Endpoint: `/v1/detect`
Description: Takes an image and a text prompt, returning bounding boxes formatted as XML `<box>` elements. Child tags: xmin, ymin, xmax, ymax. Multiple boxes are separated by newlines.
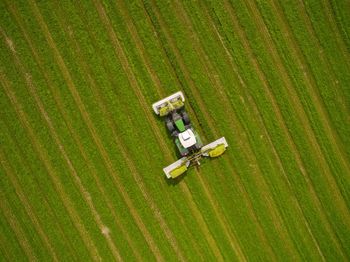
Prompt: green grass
<box><xmin>1</xmin><ymin>0</ymin><xmax>349</xmax><ymax>261</ymax></box>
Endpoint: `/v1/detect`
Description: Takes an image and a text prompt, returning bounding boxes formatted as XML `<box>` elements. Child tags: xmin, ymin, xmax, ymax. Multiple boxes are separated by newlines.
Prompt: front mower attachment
<box><xmin>152</xmin><ymin>91</ymin><xmax>185</xmax><ymax>116</ymax></box>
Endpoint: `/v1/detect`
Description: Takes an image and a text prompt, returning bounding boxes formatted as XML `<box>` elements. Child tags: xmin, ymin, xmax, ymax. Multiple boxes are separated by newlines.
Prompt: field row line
<box><xmin>293</xmin><ymin>0</ymin><xmax>350</xmax><ymax>121</ymax></box>
<box><xmin>9</xmin><ymin>0</ymin><xmax>163</xmax><ymax>259</ymax></box>
<box><xmin>169</xmin><ymin>0</ymin><xmax>294</xmax><ymax>259</ymax></box>
<box><xmin>0</xmin><ymin>115</ymin><xmax>86</xmax><ymax>259</ymax></box>
<box><xmin>0</xmin><ymin>66</ymin><xmax>102</xmax><ymax>261</ymax></box>
<box><xmin>270</xmin><ymin>0</ymin><xmax>350</xmax><ymax>183</ymax></box>
<box><xmin>196</xmin><ymin>1</ymin><xmax>326</xmax><ymax>259</ymax></box>
<box><xmin>104</xmin><ymin>2</ymin><xmax>206</xmax><ymax>257</ymax></box>
<box><xmin>223</xmin><ymin>0</ymin><xmax>347</xmax><ymax>255</ymax></box>
<box><xmin>90</xmin><ymin>0</ymin><xmax>229</xmax><ymax>259</ymax></box>
<box><xmin>149</xmin><ymin>0</ymin><xmax>316</xmax><ymax>258</ymax></box>
<box><xmin>0</xmin><ymin>150</ymin><xmax>59</xmax><ymax>261</ymax></box>
<box><xmin>114</xmin><ymin>0</ymin><xmax>248</xmax><ymax>259</ymax></box>
<box><xmin>243</xmin><ymin>0</ymin><xmax>350</xmax><ymax>237</ymax></box>
<box><xmin>0</xmin><ymin>194</ymin><xmax>37</xmax><ymax>261</ymax></box>
<box><xmin>142</xmin><ymin>0</ymin><xmax>254</xmax><ymax>259</ymax></box>
<box><xmin>321</xmin><ymin>0</ymin><xmax>350</xmax><ymax>70</ymax></box>
<box><xmin>2</xmin><ymin>18</ymin><xmax>125</xmax><ymax>260</ymax></box>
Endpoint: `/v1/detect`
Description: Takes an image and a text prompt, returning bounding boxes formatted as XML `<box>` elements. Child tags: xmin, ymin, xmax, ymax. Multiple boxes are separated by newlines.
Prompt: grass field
<box><xmin>1</xmin><ymin>0</ymin><xmax>349</xmax><ymax>261</ymax></box>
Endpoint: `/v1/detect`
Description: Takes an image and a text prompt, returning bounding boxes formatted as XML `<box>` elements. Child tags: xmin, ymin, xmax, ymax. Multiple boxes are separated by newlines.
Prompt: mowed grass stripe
<box><xmin>0</xmin><ymin>118</ymin><xmax>81</xmax><ymax>260</ymax></box>
<box><xmin>0</xmin><ymin>149</ymin><xmax>59</xmax><ymax>261</ymax></box>
<box><xmin>0</xmin><ymin>72</ymin><xmax>101</xmax><ymax>261</ymax></box>
<box><xmin>227</xmin><ymin>0</ymin><xmax>348</xmax><ymax>256</ymax></box>
<box><xmin>269</xmin><ymin>0</ymin><xmax>350</xmax><ymax>172</ymax></box>
<box><xmin>281</xmin><ymin>0</ymin><xmax>350</xmax><ymax>150</ymax></box>
<box><xmin>242</xmin><ymin>0</ymin><xmax>350</xmax><ymax>219</ymax></box>
<box><xmin>321</xmin><ymin>0</ymin><xmax>350</xmax><ymax>70</ymax></box>
<box><xmin>260</xmin><ymin>0</ymin><xmax>350</xmax><ymax>199</ymax></box>
<box><xmin>89</xmin><ymin>0</ymin><xmax>224</xmax><ymax>259</ymax></box>
<box><xmin>185</xmin><ymin>1</ymin><xmax>326</xmax><ymax>259</ymax></box>
<box><xmin>24</xmin><ymin>0</ymin><xmax>166</xmax><ymax>259</ymax></box>
<box><xmin>0</xmin><ymin>196</ymin><xmax>37</xmax><ymax>261</ymax></box>
<box><xmin>4</xmin><ymin>3</ymin><xmax>148</xmax><ymax>259</ymax></box>
<box><xmin>242</xmin><ymin>0</ymin><xmax>350</xmax><ymax>244</ymax></box>
<box><xmin>2</xmin><ymin>19</ymin><xmax>123</xmax><ymax>260</ymax></box>
<box><xmin>256</xmin><ymin>0</ymin><xmax>350</xmax><ymax>253</ymax></box>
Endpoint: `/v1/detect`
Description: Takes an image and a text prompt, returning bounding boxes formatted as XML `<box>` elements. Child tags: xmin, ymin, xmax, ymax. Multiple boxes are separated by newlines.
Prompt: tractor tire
<box><xmin>182</xmin><ymin>111</ymin><xmax>190</xmax><ymax>125</ymax></box>
<box><xmin>166</xmin><ymin>120</ymin><xmax>175</xmax><ymax>133</ymax></box>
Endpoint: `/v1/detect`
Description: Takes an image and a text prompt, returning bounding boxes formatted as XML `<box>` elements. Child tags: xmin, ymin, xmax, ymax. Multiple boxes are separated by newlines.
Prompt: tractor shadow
<box><xmin>164</xmin><ymin>171</ymin><xmax>188</xmax><ymax>186</ymax></box>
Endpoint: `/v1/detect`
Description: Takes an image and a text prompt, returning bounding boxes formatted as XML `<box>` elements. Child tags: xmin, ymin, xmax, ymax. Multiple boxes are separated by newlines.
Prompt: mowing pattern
<box><xmin>1</xmin><ymin>0</ymin><xmax>349</xmax><ymax>261</ymax></box>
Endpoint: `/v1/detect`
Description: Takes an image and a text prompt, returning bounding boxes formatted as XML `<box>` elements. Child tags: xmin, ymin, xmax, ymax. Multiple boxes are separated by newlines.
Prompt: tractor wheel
<box><xmin>166</xmin><ymin>120</ymin><xmax>175</xmax><ymax>133</ymax></box>
<box><xmin>182</xmin><ymin>111</ymin><xmax>190</xmax><ymax>125</ymax></box>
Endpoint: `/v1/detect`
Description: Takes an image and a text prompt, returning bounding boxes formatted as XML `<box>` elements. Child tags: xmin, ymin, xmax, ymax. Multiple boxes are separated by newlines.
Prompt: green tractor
<box><xmin>152</xmin><ymin>91</ymin><xmax>228</xmax><ymax>179</ymax></box>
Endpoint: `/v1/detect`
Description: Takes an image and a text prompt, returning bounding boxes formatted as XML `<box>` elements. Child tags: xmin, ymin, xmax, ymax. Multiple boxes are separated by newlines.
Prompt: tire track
<box><xmin>25</xmin><ymin>0</ymin><xmax>163</xmax><ymax>260</ymax></box>
<box><xmin>0</xmin><ymin>196</ymin><xmax>37</xmax><ymax>261</ymax></box>
<box><xmin>91</xmin><ymin>0</ymin><xmax>223</xmax><ymax>259</ymax></box>
<box><xmin>0</xmin><ymin>72</ymin><xmax>101</xmax><ymax>261</ymax></box>
<box><xmin>195</xmin><ymin>1</ymin><xmax>326</xmax><ymax>259</ymax></box>
<box><xmin>0</xmin><ymin>150</ymin><xmax>59</xmax><ymax>262</ymax></box>
<box><xmin>5</xmin><ymin>3</ymin><xmax>143</xmax><ymax>260</ymax></box>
